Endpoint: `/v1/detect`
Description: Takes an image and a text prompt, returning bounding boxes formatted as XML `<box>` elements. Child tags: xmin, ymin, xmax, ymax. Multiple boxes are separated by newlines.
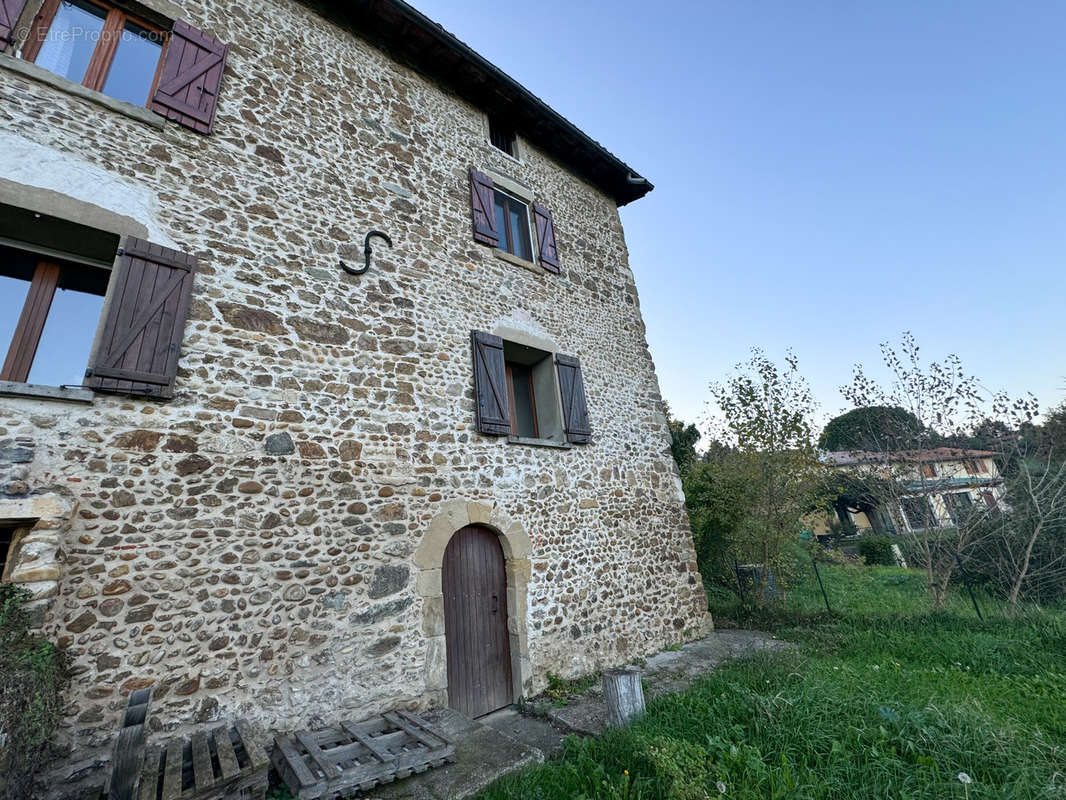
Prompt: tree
<box><xmin>708</xmin><ymin>349</ymin><xmax>827</xmax><ymax>602</ymax></box>
<box><xmin>683</xmin><ymin>443</ymin><xmax>753</xmax><ymax>586</ymax></box>
<box><xmin>839</xmin><ymin>333</ymin><xmax>1040</xmax><ymax>609</ymax></box>
<box><xmin>1037</xmin><ymin>401</ymin><xmax>1066</xmax><ymax>460</ymax></box>
<box><xmin>665</xmin><ymin>404</ymin><xmax>701</xmax><ymax>476</ymax></box>
<box><xmin>819</xmin><ymin>406</ymin><xmax>925</xmax><ymax>452</ymax></box>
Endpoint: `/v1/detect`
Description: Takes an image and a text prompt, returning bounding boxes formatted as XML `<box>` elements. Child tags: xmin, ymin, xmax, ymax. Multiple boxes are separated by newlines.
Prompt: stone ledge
<box><xmin>0</xmin><ymin>54</ymin><xmax>166</xmax><ymax>129</ymax></box>
<box><xmin>0</xmin><ymin>380</ymin><xmax>94</xmax><ymax>404</ymax></box>
<box><xmin>506</xmin><ymin>436</ymin><xmax>570</xmax><ymax>449</ymax></box>
<box><xmin>493</xmin><ymin>248</ymin><xmax>541</xmax><ymax>274</ymax></box>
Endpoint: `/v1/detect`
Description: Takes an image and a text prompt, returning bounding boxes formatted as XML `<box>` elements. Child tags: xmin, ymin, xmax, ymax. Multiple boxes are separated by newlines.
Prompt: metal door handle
<box><xmin>491</xmin><ymin>594</ymin><xmax>499</xmax><ymax>614</ymax></box>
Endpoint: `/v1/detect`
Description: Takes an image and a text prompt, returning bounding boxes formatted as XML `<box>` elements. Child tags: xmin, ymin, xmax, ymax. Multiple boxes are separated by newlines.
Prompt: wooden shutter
<box><xmin>555</xmin><ymin>353</ymin><xmax>591</xmax><ymax>443</ymax></box>
<box><xmin>469</xmin><ymin>169</ymin><xmax>498</xmax><ymax>247</ymax></box>
<box><xmin>0</xmin><ymin>0</ymin><xmax>27</xmax><ymax>47</ymax></box>
<box><xmin>87</xmin><ymin>238</ymin><xmax>197</xmax><ymax>399</ymax></box>
<box><xmin>151</xmin><ymin>20</ymin><xmax>228</xmax><ymax>134</ymax></box>
<box><xmin>471</xmin><ymin>330</ymin><xmax>510</xmax><ymax>436</ymax></box>
<box><xmin>532</xmin><ymin>204</ymin><xmax>561</xmax><ymax>273</ymax></box>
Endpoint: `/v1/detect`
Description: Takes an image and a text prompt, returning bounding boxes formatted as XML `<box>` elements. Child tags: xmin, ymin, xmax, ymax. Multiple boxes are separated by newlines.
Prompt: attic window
<box><xmin>1</xmin><ymin>525</ymin><xmax>27</xmax><ymax>582</ymax></box>
<box><xmin>489</xmin><ymin>118</ymin><xmax>517</xmax><ymax>157</ymax></box>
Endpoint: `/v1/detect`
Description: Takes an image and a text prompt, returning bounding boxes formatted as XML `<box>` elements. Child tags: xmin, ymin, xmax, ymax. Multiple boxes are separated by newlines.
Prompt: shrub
<box><xmin>857</xmin><ymin>536</ymin><xmax>895</xmax><ymax>566</ymax></box>
<box><xmin>0</xmin><ymin>585</ymin><xmax>70</xmax><ymax>800</ymax></box>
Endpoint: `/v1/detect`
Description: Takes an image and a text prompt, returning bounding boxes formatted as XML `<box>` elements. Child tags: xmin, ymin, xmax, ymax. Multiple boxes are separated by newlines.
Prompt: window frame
<box><xmin>22</xmin><ymin>0</ymin><xmax>168</xmax><ymax>107</ymax></box>
<box><xmin>901</xmin><ymin>496</ymin><xmax>939</xmax><ymax>531</ymax></box>
<box><xmin>1</xmin><ymin>252</ymin><xmax>111</xmax><ymax>386</ymax></box>
<box><xmin>493</xmin><ymin>188</ymin><xmax>534</xmax><ymax>263</ymax></box>
<box><xmin>505</xmin><ymin>360</ymin><xmax>539</xmax><ymax>439</ymax></box>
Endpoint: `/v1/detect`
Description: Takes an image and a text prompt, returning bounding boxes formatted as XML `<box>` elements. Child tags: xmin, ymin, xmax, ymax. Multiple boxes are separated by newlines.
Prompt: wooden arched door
<box><xmin>442</xmin><ymin>525</ymin><xmax>513</xmax><ymax>717</ymax></box>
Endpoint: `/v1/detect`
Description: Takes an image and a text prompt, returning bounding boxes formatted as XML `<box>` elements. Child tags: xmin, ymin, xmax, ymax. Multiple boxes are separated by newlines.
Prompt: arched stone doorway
<box><xmin>413</xmin><ymin>500</ymin><xmax>531</xmax><ymax>711</ymax></box>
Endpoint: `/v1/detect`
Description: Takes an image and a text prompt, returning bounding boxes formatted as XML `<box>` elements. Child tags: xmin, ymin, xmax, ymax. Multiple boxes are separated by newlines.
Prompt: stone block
<box><xmin>422</xmin><ymin>596</ymin><xmax>445</xmax><ymax>636</ymax></box>
<box><xmin>425</xmin><ymin>636</ymin><xmax>447</xmax><ymax>689</ymax></box>
<box><xmin>415</xmin><ymin>568</ymin><xmax>441</xmax><ymax>598</ymax></box>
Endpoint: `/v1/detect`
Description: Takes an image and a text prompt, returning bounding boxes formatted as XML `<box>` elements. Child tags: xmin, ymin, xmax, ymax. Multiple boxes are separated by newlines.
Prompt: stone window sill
<box><xmin>507</xmin><ymin>436</ymin><xmax>571</xmax><ymax>450</ymax></box>
<box><xmin>0</xmin><ymin>54</ymin><xmax>166</xmax><ymax>130</ymax></box>
<box><xmin>494</xmin><ymin>248</ymin><xmax>541</xmax><ymax>274</ymax></box>
<box><xmin>0</xmin><ymin>380</ymin><xmax>94</xmax><ymax>403</ymax></box>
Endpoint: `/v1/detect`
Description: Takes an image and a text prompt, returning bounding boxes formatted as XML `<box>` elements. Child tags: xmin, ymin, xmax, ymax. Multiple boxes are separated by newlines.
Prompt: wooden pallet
<box><xmin>136</xmin><ymin>720</ymin><xmax>269</xmax><ymax>800</ymax></box>
<box><xmin>272</xmin><ymin>711</ymin><xmax>455</xmax><ymax>799</ymax></box>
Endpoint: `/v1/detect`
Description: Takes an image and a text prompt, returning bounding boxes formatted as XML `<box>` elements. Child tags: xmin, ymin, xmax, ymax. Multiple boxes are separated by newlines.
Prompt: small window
<box><xmin>1</xmin><ymin>526</ymin><xmax>26</xmax><ymax>582</ymax></box>
<box><xmin>489</xmin><ymin>118</ymin><xmax>517</xmax><ymax>157</ymax></box>
<box><xmin>921</xmin><ymin>463</ymin><xmax>937</xmax><ymax>479</ymax></box>
<box><xmin>493</xmin><ymin>190</ymin><xmax>533</xmax><ymax>262</ymax></box>
<box><xmin>23</xmin><ymin>0</ymin><xmax>166</xmax><ymax>107</ymax></box>
<box><xmin>1</xmin><ymin>245</ymin><xmax>110</xmax><ymax>387</ymax></box>
<box><xmin>980</xmin><ymin>490</ymin><xmax>998</xmax><ymax>510</ymax></box>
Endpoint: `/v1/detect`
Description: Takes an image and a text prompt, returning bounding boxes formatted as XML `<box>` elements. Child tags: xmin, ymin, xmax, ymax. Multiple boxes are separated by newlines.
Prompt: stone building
<box><xmin>0</xmin><ymin>0</ymin><xmax>709</xmax><ymax>780</ymax></box>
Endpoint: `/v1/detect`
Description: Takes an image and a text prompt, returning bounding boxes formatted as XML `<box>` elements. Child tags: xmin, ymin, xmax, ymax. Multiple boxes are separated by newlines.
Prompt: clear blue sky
<box><xmin>415</xmin><ymin>0</ymin><xmax>1066</xmax><ymax>427</ymax></box>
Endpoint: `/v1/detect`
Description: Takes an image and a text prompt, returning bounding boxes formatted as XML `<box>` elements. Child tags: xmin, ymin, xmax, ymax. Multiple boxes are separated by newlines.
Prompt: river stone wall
<box><xmin>0</xmin><ymin>0</ymin><xmax>709</xmax><ymax>780</ymax></box>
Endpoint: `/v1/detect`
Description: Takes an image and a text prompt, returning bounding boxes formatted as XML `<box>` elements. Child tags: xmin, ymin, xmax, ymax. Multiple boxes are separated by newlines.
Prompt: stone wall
<box><xmin>0</xmin><ymin>0</ymin><xmax>708</xmax><ymax>780</ymax></box>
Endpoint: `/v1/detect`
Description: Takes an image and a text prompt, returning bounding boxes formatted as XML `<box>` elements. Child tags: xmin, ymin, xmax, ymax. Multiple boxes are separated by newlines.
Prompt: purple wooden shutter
<box><xmin>532</xmin><ymin>204</ymin><xmax>561</xmax><ymax>273</ymax></box>
<box><xmin>555</xmin><ymin>353</ymin><xmax>591</xmax><ymax>443</ymax></box>
<box><xmin>471</xmin><ymin>330</ymin><xmax>510</xmax><ymax>435</ymax></box>
<box><xmin>0</xmin><ymin>0</ymin><xmax>28</xmax><ymax>47</ymax></box>
<box><xmin>151</xmin><ymin>20</ymin><xmax>228</xmax><ymax>134</ymax></box>
<box><xmin>87</xmin><ymin>238</ymin><xmax>197</xmax><ymax>399</ymax></box>
<box><xmin>469</xmin><ymin>169</ymin><xmax>499</xmax><ymax>247</ymax></box>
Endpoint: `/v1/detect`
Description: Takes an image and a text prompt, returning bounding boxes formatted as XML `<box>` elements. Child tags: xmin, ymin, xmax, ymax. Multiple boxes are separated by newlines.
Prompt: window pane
<box><xmin>509</xmin><ymin>200</ymin><xmax>532</xmax><ymax>261</ymax></box>
<box><xmin>509</xmin><ymin>364</ymin><xmax>537</xmax><ymax>438</ymax></box>
<box><xmin>34</xmin><ymin>0</ymin><xmax>108</xmax><ymax>86</ymax></box>
<box><xmin>0</xmin><ymin>274</ymin><xmax>31</xmax><ymax>360</ymax></box>
<box><xmin>26</xmin><ymin>265</ymin><xmax>108</xmax><ymax>387</ymax></box>
<box><xmin>101</xmin><ymin>20</ymin><xmax>163</xmax><ymax>106</ymax></box>
<box><xmin>493</xmin><ymin>193</ymin><xmax>509</xmax><ymax>253</ymax></box>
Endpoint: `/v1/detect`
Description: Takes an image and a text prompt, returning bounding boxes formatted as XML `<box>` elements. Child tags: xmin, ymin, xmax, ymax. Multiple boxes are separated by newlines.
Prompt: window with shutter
<box><xmin>469</xmin><ymin>169</ymin><xmax>499</xmax><ymax>247</ymax></box>
<box><xmin>86</xmin><ymin>237</ymin><xmax>197</xmax><ymax>398</ymax></box>
<box><xmin>151</xmin><ymin>19</ymin><xmax>228</xmax><ymax>134</ymax></box>
<box><xmin>532</xmin><ymin>204</ymin><xmax>560</xmax><ymax>273</ymax></box>
<box><xmin>555</xmin><ymin>353</ymin><xmax>592</xmax><ymax>444</ymax></box>
<box><xmin>471</xmin><ymin>330</ymin><xmax>511</xmax><ymax>435</ymax></box>
<box><xmin>0</xmin><ymin>0</ymin><xmax>28</xmax><ymax>48</ymax></box>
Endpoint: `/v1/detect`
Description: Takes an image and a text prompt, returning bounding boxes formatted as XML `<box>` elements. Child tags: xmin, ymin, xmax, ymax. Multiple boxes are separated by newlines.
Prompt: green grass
<box><xmin>476</xmin><ymin>565</ymin><xmax>1066</xmax><ymax>800</ymax></box>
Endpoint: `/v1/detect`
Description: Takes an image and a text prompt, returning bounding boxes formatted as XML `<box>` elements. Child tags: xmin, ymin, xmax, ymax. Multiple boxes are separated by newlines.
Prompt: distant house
<box><xmin>818</xmin><ymin>448</ymin><xmax>1005</xmax><ymax>536</ymax></box>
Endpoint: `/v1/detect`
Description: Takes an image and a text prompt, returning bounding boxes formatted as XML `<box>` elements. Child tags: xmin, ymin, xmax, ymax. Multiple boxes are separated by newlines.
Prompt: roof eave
<box><xmin>323</xmin><ymin>0</ymin><xmax>653</xmax><ymax>205</ymax></box>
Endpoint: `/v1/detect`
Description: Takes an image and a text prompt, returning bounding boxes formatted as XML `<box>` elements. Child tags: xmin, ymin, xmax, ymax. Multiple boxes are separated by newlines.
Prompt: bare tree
<box><xmin>839</xmin><ymin>333</ymin><xmax>1039</xmax><ymax>610</ymax></box>
<box><xmin>972</xmin><ymin>450</ymin><xmax>1066</xmax><ymax>613</ymax></box>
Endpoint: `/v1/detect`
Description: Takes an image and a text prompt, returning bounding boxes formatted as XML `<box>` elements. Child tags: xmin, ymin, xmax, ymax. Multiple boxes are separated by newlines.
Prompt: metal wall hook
<box><xmin>341</xmin><ymin>229</ymin><xmax>392</xmax><ymax>275</ymax></box>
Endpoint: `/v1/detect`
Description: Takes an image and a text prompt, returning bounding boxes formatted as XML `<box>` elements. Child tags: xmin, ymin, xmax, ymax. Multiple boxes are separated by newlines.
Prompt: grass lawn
<box><xmin>477</xmin><ymin>564</ymin><xmax>1066</xmax><ymax>799</ymax></box>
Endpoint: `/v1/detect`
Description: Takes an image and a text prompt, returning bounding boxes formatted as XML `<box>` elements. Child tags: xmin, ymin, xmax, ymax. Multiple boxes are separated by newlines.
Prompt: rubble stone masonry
<box><xmin>0</xmin><ymin>0</ymin><xmax>709</xmax><ymax>777</ymax></box>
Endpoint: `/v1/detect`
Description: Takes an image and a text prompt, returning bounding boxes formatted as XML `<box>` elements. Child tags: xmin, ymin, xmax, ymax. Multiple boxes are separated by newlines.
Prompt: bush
<box><xmin>0</xmin><ymin>585</ymin><xmax>69</xmax><ymax>800</ymax></box>
<box><xmin>857</xmin><ymin>537</ymin><xmax>895</xmax><ymax>566</ymax></box>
